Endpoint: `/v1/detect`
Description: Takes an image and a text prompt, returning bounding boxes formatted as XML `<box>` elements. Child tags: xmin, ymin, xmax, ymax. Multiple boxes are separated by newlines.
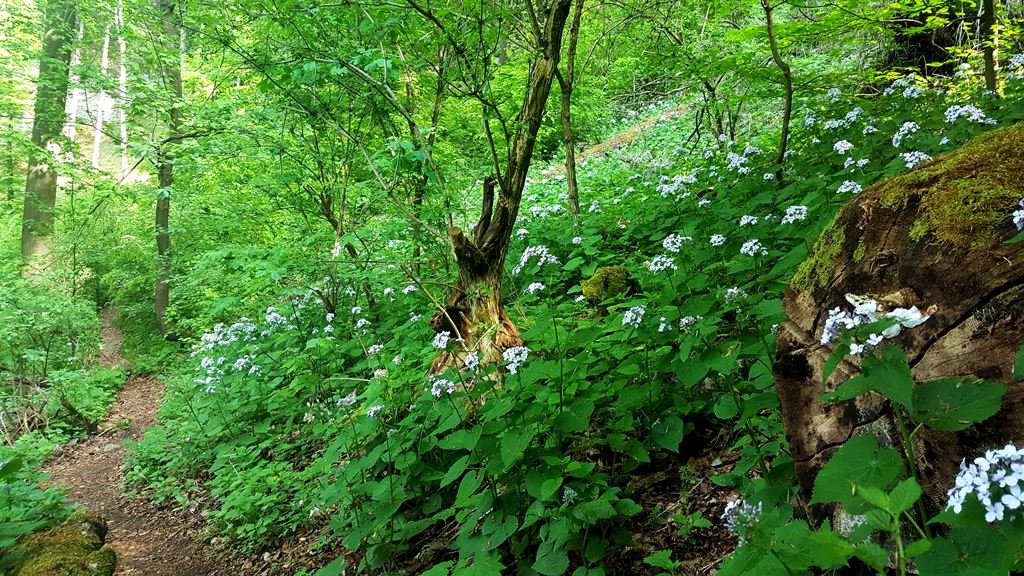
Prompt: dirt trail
<box><xmin>42</xmin><ymin>310</ymin><xmax>270</xmax><ymax>576</ymax></box>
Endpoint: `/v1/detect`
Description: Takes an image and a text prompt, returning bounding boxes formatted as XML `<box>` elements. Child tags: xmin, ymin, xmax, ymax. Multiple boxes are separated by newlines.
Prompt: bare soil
<box><xmin>42</xmin><ymin>310</ymin><xmax>275</xmax><ymax>576</ymax></box>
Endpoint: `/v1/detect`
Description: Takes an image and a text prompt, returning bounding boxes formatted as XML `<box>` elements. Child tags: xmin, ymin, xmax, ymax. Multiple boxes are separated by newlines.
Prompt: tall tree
<box><xmin>556</xmin><ymin>0</ymin><xmax>585</xmax><ymax>218</ymax></box>
<box><xmin>981</xmin><ymin>0</ymin><xmax>999</xmax><ymax>92</ymax></box>
<box><xmin>154</xmin><ymin>0</ymin><xmax>183</xmax><ymax>334</ymax></box>
<box><xmin>21</xmin><ymin>0</ymin><xmax>77</xmax><ymax>273</ymax></box>
<box><xmin>92</xmin><ymin>19</ymin><xmax>112</xmax><ymax>168</ymax></box>
<box><xmin>116</xmin><ymin>0</ymin><xmax>129</xmax><ymax>178</ymax></box>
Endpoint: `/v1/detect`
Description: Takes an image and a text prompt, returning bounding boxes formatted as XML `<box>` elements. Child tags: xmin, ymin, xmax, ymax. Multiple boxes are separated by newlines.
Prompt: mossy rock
<box><xmin>12</xmin><ymin>511</ymin><xmax>116</xmax><ymax>576</ymax></box>
<box><xmin>581</xmin><ymin>265</ymin><xmax>636</xmax><ymax>304</ymax></box>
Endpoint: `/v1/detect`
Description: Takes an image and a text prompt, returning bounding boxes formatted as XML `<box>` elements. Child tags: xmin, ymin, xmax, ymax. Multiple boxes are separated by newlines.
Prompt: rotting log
<box><xmin>773</xmin><ymin>122</ymin><xmax>1024</xmax><ymax>520</ymax></box>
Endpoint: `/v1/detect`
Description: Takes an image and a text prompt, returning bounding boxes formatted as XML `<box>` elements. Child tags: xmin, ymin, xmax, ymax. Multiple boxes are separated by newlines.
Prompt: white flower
<box><xmin>463</xmin><ymin>351</ymin><xmax>479</xmax><ymax>371</ymax></box>
<box><xmin>710</xmin><ymin>234</ymin><xmax>726</xmax><ymax>247</ymax></box>
<box><xmin>326</xmin><ymin>312</ymin><xmax>335</xmax><ymax>322</ymax></box>
<box><xmin>409</xmin><ymin>313</ymin><xmax>422</xmax><ymax>323</ymax></box>
<box><xmin>351</xmin><ymin>306</ymin><xmax>362</xmax><ymax>315</ymax></box>
<box><xmin>430</xmin><ymin>378</ymin><xmax>456</xmax><ymax>398</ymax></box>
<box><xmin>622</xmin><ymin>306</ymin><xmax>645</xmax><ymax>328</ymax></box>
<box><xmin>833</xmin><ymin>140</ymin><xmax>854</xmax><ymax>155</ymax></box>
<box><xmin>402</xmin><ymin>285</ymin><xmax>418</xmax><ymax>294</ymax></box>
<box><xmin>658</xmin><ymin>316</ymin><xmax>672</xmax><ymax>332</ymax></box>
<box><xmin>647</xmin><ymin>254</ymin><xmax>677</xmax><ymax>272</ymax></box>
<box><xmin>724</xmin><ymin>287</ymin><xmax>746</xmax><ymax>303</ymax></box>
<box><xmin>1014</xmin><ymin>200</ymin><xmax>1024</xmax><ymax>230</ymax></box>
<box><xmin>945</xmin><ymin>104</ymin><xmax>997</xmax><ymax>124</ymax></box>
<box><xmin>367</xmin><ymin>343</ymin><xmax>384</xmax><ymax>356</ymax></box>
<box><xmin>367</xmin><ymin>404</ymin><xmax>385</xmax><ymax>418</ymax></box>
<box><xmin>763</xmin><ymin>172</ymin><xmax>774</xmax><ymax>181</ymax></box>
<box><xmin>588</xmin><ymin>200</ymin><xmax>601</xmax><ymax>213</ymax></box>
<box><xmin>337</xmin><ymin>391</ymin><xmax>358</xmax><ymax>407</ymax></box>
<box><xmin>433</xmin><ymin>331</ymin><xmax>452</xmax><ymax>349</ymax></box>
<box><xmin>891</xmin><ymin>122</ymin><xmax>918</xmax><ymax>148</ymax></box>
<box><xmin>837</xmin><ymin>180</ymin><xmax>862</xmax><ymax>194</ymax></box>
<box><xmin>697</xmin><ymin>198</ymin><xmax>711</xmax><ymax>207</ymax></box>
<box><xmin>739</xmin><ymin>215</ymin><xmax>758</xmax><ymax>226</ymax></box>
<box><xmin>679</xmin><ymin>315</ymin><xmax>702</xmax><ymax>332</ymax></box>
<box><xmin>392</xmin><ymin>356</ymin><xmax>402</xmax><ymax>365</ymax></box>
<box><xmin>662</xmin><ymin>233</ymin><xmax>691</xmax><ymax>252</ymax></box>
<box><xmin>525</xmin><ymin>282</ymin><xmax>546</xmax><ymax>294</ymax></box>
<box><xmin>513</xmin><ymin>245</ymin><xmax>560</xmax><ymax>275</ymax></box>
<box><xmin>516</xmin><ymin>228</ymin><xmax>529</xmax><ymax>239</ymax></box>
<box><xmin>354</xmin><ymin>318</ymin><xmax>371</xmax><ymax>330</ymax></box>
<box><xmin>781</xmin><ymin>205</ymin><xmax>808</xmax><ymax>224</ymax></box>
<box><xmin>900</xmin><ymin>151</ymin><xmax>932</xmax><ymax>169</ymax></box>
<box><xmin>863</xmin><ymin>125</ymin><xmax>879</xmax><ymax>135</ymax></box>
<box><xmin>826</xmin><ymin>87</ymin><xmax>841</xmax><ymax>102</ymax></box>
<box><xmin>571</xmin><ymin>236</ymin><xmax>583</xmax><ymax>245</ymax></box>
<box><xmin>849</xmin><ymin>342</ymin><xmax>865</xmax><ymax>355</ymax></box>
<box><xmin>373</xmin><ymin>368</ymin><xmax>387</xmax><ymax>379</ymax></box>
<box><xmin>739</xmin><ymin>239</ymin><xmax>767</xmax><ymax>256</ymax></box>
<box><xmin>503</xmin><ymin>346</ymin><xmax>530</xmax><ymax>374</ymax></box>
<box><xmin>248</xmin><ymin>364</ymin><xmax>262</xmax><ymax>375</ymax></box>
<box><xmin>722</xmin><ymin>499</ymin><xmax>762</xmax><ymax>545</ymax></box>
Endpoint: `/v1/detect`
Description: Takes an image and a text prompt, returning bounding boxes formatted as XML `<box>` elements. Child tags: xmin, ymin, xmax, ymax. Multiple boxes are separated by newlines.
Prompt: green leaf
<box><xmin>713</xmin><ymin>395</ymin><xmax>739</xmax><ymax>419</ymax></box>
<box><xmin>1015</xmin><ymin>343</ymin><xmax>1024</xmax><ymax>381</ymax></box>
<box><xmin>911</xmin><ymin>377</ymin><xmax>1006</xmax><ymax>431</ymax></box>
<box><xmin>533</xmin><ymin>545</ymin><xmax>569</xmax><ymax>576</ymax></box>
<box><xmin>642</xmin><ymin>550</ymin><xmax>677</xmax><ymax>570</ymax></box>
<box><xmin>904</xmin><ymin>538</ymin><xmax>931</xmax><ymax>559</ymax></box>
<box><xmin>440</xmin><ymin>455</ymin><xmax>470</xmax><ymax>488</ymax></box>
<box><xmin>313</xmin><ymin>556</ymin><xmax>347</xmax><ymax>576</ymax></box>
<box><xmin>652</xmin><ymin>415</ymin><xmax>684</xmax><ymax>453</ymax></box>
<box><xmin>500</xmin><ymin>427</ymin><xmax>535</xmax><ymax>467</ymax></box>
<box><xmin>540</xmin><ymin>476</ymin><xmax>564</xmax><ymax>501</ymax></box>
<box><xmin>811</xmin><ymin>435</ymin><xmax>904</xmax><ymax>513</ymax></box>
<box><xmin>887</xmin><ymin>477</ymin><xmax>922</xmax><ymax>515</ymax></box>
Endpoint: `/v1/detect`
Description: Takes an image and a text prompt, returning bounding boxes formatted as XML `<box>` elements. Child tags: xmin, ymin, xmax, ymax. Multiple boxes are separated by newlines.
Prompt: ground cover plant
<box><xmin>4</xmin><ymin>0</ymin><xmax>1024</xmax><ymax>574</ymax></box>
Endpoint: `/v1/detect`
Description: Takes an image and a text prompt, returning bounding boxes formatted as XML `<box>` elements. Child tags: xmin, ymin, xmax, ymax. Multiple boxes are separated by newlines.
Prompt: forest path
<box><xmin>42</xmin><ymin>309</ymin><xmax>267</xmax><ymax>575</ymax></box>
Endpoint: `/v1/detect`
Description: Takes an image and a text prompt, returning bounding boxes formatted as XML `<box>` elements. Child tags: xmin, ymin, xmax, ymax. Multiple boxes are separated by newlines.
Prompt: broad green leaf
<box><xmin>440</xmin><ymin>455</ymin><xmax>470</xmax><ymax>488</ymax></box>
<box><xmin>911</xmin><ymin>377</ymin><xmax>1006</xmax><ymax>431</ymax></box>
<box><xmin>652</xmin><ymin>415</ymin><xmax>684</xmax><ymax>453</ymax></box>
<box><xmin>533</xmin><ymin>545</ymin><xmax>569</xmax><ymax>576</ymax></box>
<box><xmin>811</xmin><ymin>435</ymin><xmax>904</xmax><ymax>513</ymax></box>
<box><xmin>887</xmin><ymin>477</ymin><xmax>922</xmax><ymax>515</ymax></box>
<box><xmin>713</xmin><ymin>395</ymin><xmax>739</xmax><ymax>419</ymax></box>
<box><xmin>500</xmin><ymin>426</ymin><xmax>535</xmax><ymax>467</ymax></box>
<box><xmin>1015</xmin><ymin>343</ymin><xmax>1024</xmax><ymax>381</ymax></box>
<box><xmin>642</xmin><ymin>550</ymin><xmax>676</xmax><ymax>570</ymax></box>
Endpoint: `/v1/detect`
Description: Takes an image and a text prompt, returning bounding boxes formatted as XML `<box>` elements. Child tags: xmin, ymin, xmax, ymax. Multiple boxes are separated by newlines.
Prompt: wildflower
<box><xmin>430</xmin><ymin>378</ymin><xmax>456</xmax><ymax>398</ymax></box>
<box><xmin>781</xmin><ymin>205</ymin><xmax>808</xmax><ymax>224</ymax></box>
<box><xmin>402</xmin><ymin>285</ymin><xmax>418</xmax><ymax>294</ymax></box>
<box><xmin>679</xmin><ymin>315</ymin><xmax>702</xmax><ymax>332</ymax></box>
<box><xmin>834</xmin><ymin>140</ymin><xmax>854</xmax><ymax>155</ymax></box>
<box><xmin>248</xmin><ymin>364</ymin><xmax>262</xmax><ymax>376</ymax></box>
<box><xmin>433</xmin><ymin>331</ymin><xmax>452</xmax><ymax>349</ymax></box>
<box><xmin>844</xmin><ymin>107</ymin><xmax>864</xmax><ymax>123</ymax></box>
<box><xmin>205</xmin><ymin>384</ymin><xmax>216</xmax><ymax>394</ymax></box>
<box><xmin>663</xmin><ymin>233</ymin><xmax>692</xmax><ymax>252</ymax></box>
<box><xmin>337</xmin><ymin>391</ymin><xmax>358</xmax><ymax>407</ymax></box>
<box><xmin>947</xmin><ymin>444</ymin><xmax>1024</xmax><ymax>522</ymax></box>
<box><xmin>463</xmin><ymin>351</ymin><xmax>479</xmax><ymax>371</ymax></box>
<box><xmin>409</xmin><ymin>313</ymin><xmax>422</xmax><ymax>323</ymax></box>
<box><xmin>351</xmin><ymin>306</ymin><xmax>362</xmax><ymax>316</ymax></box>
<box><xmin>326</xmin><ymin>312</ymin><xmax>335</xmax><ymax>322</ymax></box>
<box><xmin>726</xmin><ymin>152</ymin><xmax>747</xmax><ymax>171</ymax></box>
<box><xmin>323</xmin><ymin>324</ymin><xmax>334</xmax><ymax>333</ymax></box>
<box><xmin>516</xmin><ymin>228</ymin><xmax>529</xmax><ymax>239</ymax></box>
<box><xmin>382</xmin><ymin>288</ymin><xmax>394</xmax><ymax>296</ymax></box>
<box><xmin>1013</xmin><ymin>199</ymin><xmax>1024</xmax><ymax>230</ymax></box>
<box><xmin>367</xmin><ymin>405</ymin><xmax>385</xmax><ymax>418</ymax></box>
<box><xmin>525</xmin><ymin>282</ymin><xmax>546</xmax><ymax>294</ymax></box>
<box><xmin>722</xmin><ymin>500</ymin><xmax>762</xmax><ymax>545</ymax></box>
<box><xmin>574</xmin><ymin>295</ymin><xmax>586</xmax><ymax>303</ymax></box>
<box><xmin>802</xmin><ymin>111</ymin><xmax>816</xmax><ymax>127</ymax></box>
<box><xmin>863</xmin><ymin>125</ymin><xmax>879</xmax><ymax>135</ymax></box>
<box><xmin>367</xmin><ymin>343</ymin><xmax>384</xmax><ymax>356</ymax></box>
<box><xmin>392</xmin><ymin>356</ymin><xmax>402</xmax><ymax>365</ymax></box>
<box><xmin>513</xmin><ymin>245</ymin><xmax>560</xmax><ymax>275</ymax></box>
<box><xmin>647</xmin><ymin>254</ymin><xmax>677</xmax><ymax>272</ymax></box>
<box><xmin>503</xmin><ymin>346</ymin><xmax>530</xmax><ymax>374</ymax></box>
<box><xmin>588</xmin><ymin>200</ymin><xmax>601</xmax><ymax>213</ymax></box>
<box><xmin>739</xmin><ymin>215</ymin><xmax>758</xmax><ymax>226</ymax></box>
<box><xmin>622</xmin><ymin>306</ymin><xmax>645</xmax><ymax>328</ymax></box>
<box><xmin>698</xmin><ymin>198</ymin><xmax>711</xmax><ymax>207</ymax></box>
<box><xmin>232</xmin><ymin>356</ymin><xmax>250</xmax><ymax>371</ymax></box>
<box><xmin>658</xmin><ymin>317</ymin><xmax>672</xmax><ymax>332</ymax></box>
<box><xmin>902</xmin><ymin>85</ymin><xmax>924</xmax><ymax>99</ymax></box>
<box><xmin>900</xmin><ymin>151</ymin><xmax>932</xmax><ymax>169</ymax></box>
<box><xmin>763</xmin><ymin>172</ymin><xmax>774</xmax><ymax>181</ymax></box>
<box><xmin>740</xmin><ymin>239</ymin><xmax>768</xmax><ymax>256</ymax></box>
<box><xmin>572</xmin><ymin>236</ymin><xmax>583</xmax><ymax>245</ymax></box>
<box><xmin>710</xmin><ymin>234</ymin><xmax>726</xmax><ymax>247</ymax></box>
<box><xmin>826</xmin><ymin>87</ymin><xmax>841</xmax><ymax>102</ymax></box>
<box><xmin>891</xmin><ymin>122</ymin><xmax>918</xmax><ymax>148</ymax></box>
<box><xmin>354</xmin><ymin>318</ymin><xmax>371</xmax><ymax>330</ymax></box>
<box><xmin>724</xmin><ymin>287</ymin><xmax>746</xmax><ymax>303</ymax></box>
<box><xmin>850</xmin><ymin>342</ymin><xmax>865</xmax><ymax>355</ymax></box>
<box><xmin>945</xmin><ymin>104</ymin><xmax>997</xmax><ymax>125</ymax></box>
<box><xmin>837</xmin><ymin>180</ymin><xmax>862</xmax><ymax>194</ymax></box>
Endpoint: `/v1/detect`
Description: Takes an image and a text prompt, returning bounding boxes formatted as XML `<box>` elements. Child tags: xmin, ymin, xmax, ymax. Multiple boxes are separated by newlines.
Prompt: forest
<box><xmin>3</xmin><ymin>0</ymin><xmax>1024</xmax><ymax>574</ymax></box>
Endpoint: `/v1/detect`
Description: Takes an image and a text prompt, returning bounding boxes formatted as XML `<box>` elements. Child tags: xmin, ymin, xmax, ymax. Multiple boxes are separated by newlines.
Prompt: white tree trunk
<box><xmin>91</xmin><ymin>23</ymin><xmax>111</xmax><ymax>169</ymax></box>
<box><xmin>116</xmin><ymin>0</ymin><xmax>129</xmax><ymax>178</ymax></box>
<box><xmin>63</xmin><ymin>18</ymin><xmax>84</xmax><ymax>160</ymax></box>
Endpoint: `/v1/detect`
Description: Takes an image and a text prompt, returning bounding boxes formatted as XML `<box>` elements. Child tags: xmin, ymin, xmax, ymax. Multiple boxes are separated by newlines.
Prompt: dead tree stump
<box><xmin>773</xmin><ymin>123</ymin><xmax>1024</xmax><ymax>519</ymax></box>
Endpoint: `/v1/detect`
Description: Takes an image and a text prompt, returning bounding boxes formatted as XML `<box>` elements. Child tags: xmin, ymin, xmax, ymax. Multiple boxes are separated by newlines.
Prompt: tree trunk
<box><xmin>116</xmin><ymin>0</ymin><xmax>129</xmax><ymax>178</ymax></box>
<box><xmin>773</xmin><ymin>124</ymin><xmax>1024</xmax><ymax>522</ymax></box>
<box><xmin>762</xmin><ymin>0</ymin><xmax>793</xmax><ymax>177</ymax></box>
<box><xmin>154</xmin><ymin>0</ymin><xmax>183</xmax><ymax>335</ymax></box>
<box><xmin>981</xmin><ymin>0</ymin><xmax>998</xmax><ymax>93</ymax></box>
<box><xmin>21</xmin><ymin>0</ymin><xmax>77</xmax><ymax>273</ymax></box>
<box><xmin>430</xmin><ymin>0</ymin><xmax>575</xmax><ymax>372</ymax></box>
<box><xmin>92</xmin><ymin>23</ymin><xmax>111</xmax><ymax>169</ymax></box>
<box><xmin>558</xmin><ymin>0</ymin><xmax>584</xmax><ymax>219</ymax></box>
<box><xmin>64</xmin><ymin>17</ymin><xmax>83</xmax><ymax>156</ymax></box>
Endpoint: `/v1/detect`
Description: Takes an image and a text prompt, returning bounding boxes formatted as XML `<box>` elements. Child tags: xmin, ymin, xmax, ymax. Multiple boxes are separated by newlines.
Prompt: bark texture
<box><xmin>774</xmin><ymin>123</ymin><xmax>1024</xmax><ymax>519</ymax></box>
<box><xmin>21</xmin><ymin>0</ymin><xmax>77</xmax><ymax>272</ymax></box>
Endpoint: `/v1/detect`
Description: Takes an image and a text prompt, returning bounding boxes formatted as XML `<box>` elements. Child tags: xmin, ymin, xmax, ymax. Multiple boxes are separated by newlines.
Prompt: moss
<box><xmin>853</xmin><ymin>238</ymin><xmax>866</xmax><ymax>263</ymax></box>
<box><xmin>876</xmin><ymin>123</ymin><xmax>1024</xmax><ymax>247</ymax></box>
<box><xmin>12</xmin><ymin>512</ymin><xmax>116</xmax><ymax>576</ymax></box>
<box><xmin>581</xmin><ymin>265</ymin><xmax>634</xmax><ymax>304</ymax></box>
<box><xmin>790</xmin><ymin>218</ymin><xmax>845</xmax><ymax>292</ymax></box>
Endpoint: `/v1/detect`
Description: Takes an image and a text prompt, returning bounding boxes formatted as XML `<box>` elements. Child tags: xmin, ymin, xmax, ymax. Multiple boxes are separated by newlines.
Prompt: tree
<box><xmin>21</xmin><ymin>0</ymin><xmax>77</xmax><ymax>273</ymax></box>
<box><xmin>556</xmin><ymin>0</ymin><xmax>585</xmax><ymax>218</ymax></box>
<box><xmin>154</xmin><ymin>0</ymin><xmax>183</xmax><ymax>334</ymax></box>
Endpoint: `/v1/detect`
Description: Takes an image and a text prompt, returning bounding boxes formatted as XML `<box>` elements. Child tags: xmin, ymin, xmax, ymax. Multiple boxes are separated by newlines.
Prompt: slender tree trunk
<box><xmin>154</xmin><ymin>0</ymin><xmax>183</xmax><ymax>334</ymax></box>
<box><xmin>763</xmin><ymin>0</ymin><xmax>793</xmax><ymax>179</ymax></box>
<box><xmin>116</xmin><ymin>0</ymin><xmax>129</xmax><ymax>178</ymax></box>
<box><xmin>411</xmin><ymin>47</ymin><xmax>446</xmax><ymax>276</ymax></box>
<box><xmin>558</xmin><ymin>0</ymin><xmax>584</xmax><ymax>219</ymax></box>
<box><xmin>64</xmin><ymin>18</ymin><xmax>83</xmax><ymax>157</ymax></box>
<box><xmin>981</xmin><ymin>0</ymin><xmax>998</xmax><ymax>92</ymax></box>
<box><xmin>21</xmin><ymin>0</ymin><xmax>77</xmax><ymax>273</ymax></box>
<box><xmin>92</xmin><ymin>23</ymin><xmax>111</xmax><ymax>169</ymax></box>
<box><xmin>431</xmin><ymin>0</ymin><xmax>574</xmax><ymax>372</ymax></box>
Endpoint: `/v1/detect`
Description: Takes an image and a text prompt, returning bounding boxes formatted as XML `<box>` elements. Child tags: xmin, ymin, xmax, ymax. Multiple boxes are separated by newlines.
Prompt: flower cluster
<box><xmin>433</xmin><ymin>331</ymin><xmax>452</xmax><ymax>349</ymax></box>
<box><xmin>647</xmin><ymin>254</ymin><xmax>677</xmax><ymax>273</ymax></box>
<box><xmin>837</xmin><ymin>180</ymin><xmax>862</xmax><ymax>194</ymax></box>
<box><xmin>513</xmin><ymin>245</ymin><xmax>560</xmax><ymax>275</ymax></box>
<box><xmin>891</xmin><ymin>121</ymin><xmax>918</xmax><ymax>148</ymax></box>
<box><xmin>430</xmin><ymin>377</ymin><xmax>456</xmax><ymax>398</ymax></box>
<box><xmin>710</xmin><ymin>234</ymin><xmax>727</xmax><ymax>247</ymax></box>
<box><xmin>1013</xmin><ymin>199</ymin><xmax>1024</xmax><ymax>231</ymax></box>
<box><xmin>503</xmin><ymin>346</ymin><xmax>529</xmax><ymax>374</ymax></box>
<box><xmin>663</xmin><ymin>233</ymin><xmax>692</xmax><ymax>253</ymax></box>
<box><xmin>900</xmin><ymin>151</ymin><xmax>932</xmax><ymax>169</ymax></box>
<box><xmin>945</xmin><ymin>104</ymin><xmax>997</xmax><ymax>125</ymax></box>
<box><xmin>740</xmin><ymin>239</ymin><xmax>767</xmax><ymax>256</ymax></box>
<box><xmin>622</xmin><ymin>306</ymin><xmax>645</xmax><ymax>328</ymax></box>
<box><xmin>525</xmin><ymin>282</ymin><xmax>546</xmax><ymax>294</ymax></box>
<box><xmin>722</xmin><ymin>499</ymin><xmax>762</xmax><ymax>544</ymax></box>
<box><xmin>739</xmin><ymin>215</ymin><xmax>758</xmax><ymax>226</ymax></box>
<box><xmin>947</xmin><ymin>445</ymin><xmax>1024</xmax><ymax>523</ymax></box>
<box><xmin>834</xmin><ymin>140</ymin><xmax>854</xmax><ymax>155</ymax></box>
<box><xmin>781</xmin><ymin>205</ymin><xmax>808</xmax><ymax>224</ymax></box>
<box><xmin>820</xmin><ymin>294</ymin><xmax>932</xmax><ymax>349</ymax></box>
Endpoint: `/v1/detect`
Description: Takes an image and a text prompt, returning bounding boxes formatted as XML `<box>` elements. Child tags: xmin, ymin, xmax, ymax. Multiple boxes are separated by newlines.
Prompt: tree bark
<box><xmin>981</xmin><ymin>0</ymin><xmax>998</xmax><ymax>93</ymax></box>
<box><xmin>557</xmin><ymin>0</ymin><xmax>584</xmax><ymax>219</ymax></box>
<box><xmin>21</xmin><ymin>0</ymin><xmax>77</xmax><ymax>273</ymax></box>
<box><xmin>116</xmin><ymin>0</ymin><xmax>129</xmax><ymax>178</ymax></box>
<box><xmin>154</xmin><ymin>0</ymin><xmax>183</xmax><ymax>335</ymax></box>
<box><xmin>64</xmin><ymin>17</ymin><xmax>83</xmax><ymax>155</ymax></box>
<box><xmin>92</xmin><ymin>23</ymin><xmax>111</xmax><ymax>169</ymax></box>
<box><xmin>762</xmin><ymin>0</ymin><xmax>793</xmax><ymax>178</ymax></box>
<box><xmin>430</xmin><ymin>0</ymin><xmax>575</xmax><ymax>372</ymax></box>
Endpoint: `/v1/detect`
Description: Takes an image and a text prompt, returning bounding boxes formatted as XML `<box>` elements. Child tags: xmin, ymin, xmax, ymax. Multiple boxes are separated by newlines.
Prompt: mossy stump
<box><xmin>581</xmin><ymin>265</ymin><xmax>636</xmax><ymax>305</ymax></box>
<box><xmin>773</xmin><ymin>123</ymin><xmax>1024</xmax><ymax>520</ymax></box>
<box><xmin>12</xmin><ymin>511</ymin><xmax>116</xmax><ymax>576</ymax></box>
